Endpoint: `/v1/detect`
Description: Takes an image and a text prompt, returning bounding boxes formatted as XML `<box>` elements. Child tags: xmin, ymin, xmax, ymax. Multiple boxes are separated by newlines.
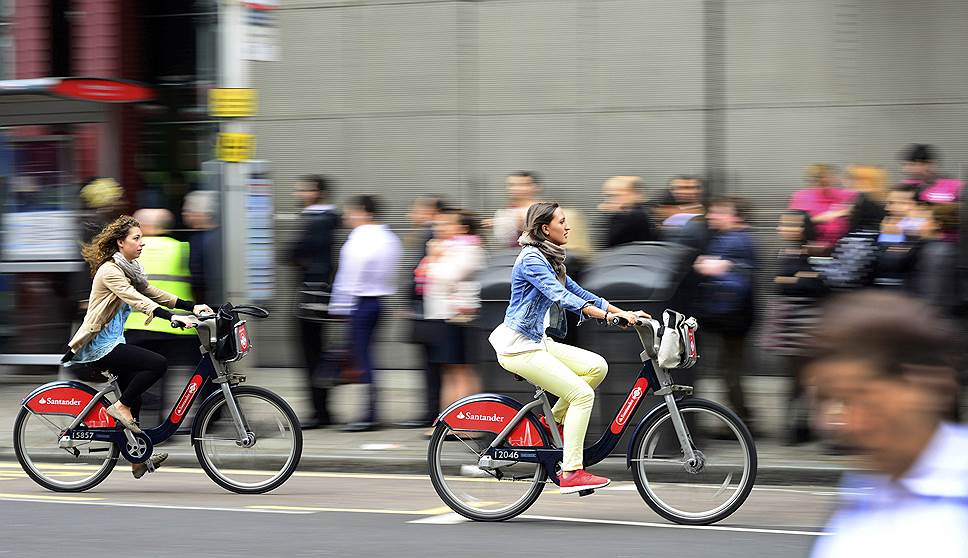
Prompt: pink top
<box><xmin>789</xmin><ymin>187</ymin><xmax>858</xmax><ymax>248</ymax></box>
<box><xmin>900</xmin><ymin>178</ymin><xmax>963</xmax><ymax>205</ymax></box>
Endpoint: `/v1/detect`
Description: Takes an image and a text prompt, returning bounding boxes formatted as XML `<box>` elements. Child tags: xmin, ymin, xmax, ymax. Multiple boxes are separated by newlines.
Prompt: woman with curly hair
<box><xmin>62</xmin><ymin>215</ymin><xmax>212</xmax><ymax>478</ymax></box>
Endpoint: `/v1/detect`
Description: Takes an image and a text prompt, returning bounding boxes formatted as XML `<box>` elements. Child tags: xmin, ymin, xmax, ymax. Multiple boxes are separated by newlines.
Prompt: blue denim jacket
<box><xmin>503</xmin><ymin>246</ymin><xmax>609</xmax><ymax>342</ymax></box>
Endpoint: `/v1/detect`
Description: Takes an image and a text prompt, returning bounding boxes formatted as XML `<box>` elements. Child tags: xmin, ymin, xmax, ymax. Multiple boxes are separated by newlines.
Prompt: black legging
<box><xmin>92</xmin><ymin>343</ymin><xmax>167</xmax><ymax>419</ymax></box>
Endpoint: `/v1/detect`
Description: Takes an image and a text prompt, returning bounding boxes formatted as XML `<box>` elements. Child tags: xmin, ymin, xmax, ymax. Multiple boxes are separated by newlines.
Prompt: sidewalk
<box><xmin>0</xmin><ymin>368</ymin><xmax>866</xmax><ymax>485</ymax></box>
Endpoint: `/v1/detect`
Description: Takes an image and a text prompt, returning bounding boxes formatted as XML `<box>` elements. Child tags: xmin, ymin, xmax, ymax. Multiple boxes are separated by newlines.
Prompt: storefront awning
<box><xmin>0</xmin><ymin>77</ymin><xmax>155</xmax><ymax>127</ymax></box>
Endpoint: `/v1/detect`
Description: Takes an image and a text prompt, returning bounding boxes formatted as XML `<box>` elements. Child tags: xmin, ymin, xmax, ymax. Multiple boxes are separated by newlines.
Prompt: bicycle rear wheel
<box><xmin>631</xmin><ymin>398</ymin><xmax>756</xmax><ymax>525</ymax></box>
<box><xmin>13</xmin><ymin>407</ymin><xmax>118</xmax><ymax>492</ymax></box>
<box><xmin>427</xmin><ymin>420</ymin><xmax>547</xmax><ymax>521</ymax></box>
<box><xmin>193</xmin><ymin>386</ymin><xmax>302</xmax><ymax>494</ymax></box>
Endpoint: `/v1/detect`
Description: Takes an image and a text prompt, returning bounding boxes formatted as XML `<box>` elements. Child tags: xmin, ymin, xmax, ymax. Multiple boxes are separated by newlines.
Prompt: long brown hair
<box><xmin>80</xmin><ymin>215</ymin><xmax>141</xmax><ymax>276</ymax></box>
<box><xmin>523</xmin><ymin>202</ymin><xmax>559</xmax><ymax>243</ymax></box>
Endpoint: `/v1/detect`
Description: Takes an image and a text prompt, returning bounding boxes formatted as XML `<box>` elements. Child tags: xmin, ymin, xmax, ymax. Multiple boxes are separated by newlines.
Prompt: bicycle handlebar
<box><xmin>608</xmin><ymin>315</ymin><xmax>650</xmax><ymax>328</ymax></box>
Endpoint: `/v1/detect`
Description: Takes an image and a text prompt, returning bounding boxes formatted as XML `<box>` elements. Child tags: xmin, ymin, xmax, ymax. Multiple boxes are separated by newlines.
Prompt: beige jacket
<box><xmin>68</xmin><ymin>261</ymin><xmax>179</xmax><ymax>352</ymax></box>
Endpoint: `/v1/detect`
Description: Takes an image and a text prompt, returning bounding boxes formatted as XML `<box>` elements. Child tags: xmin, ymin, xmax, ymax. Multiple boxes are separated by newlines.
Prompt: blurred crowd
<box><xmin>287</xmin><ymin>142</ymin><xmax>964</xmax><ymax>442</ymax></box>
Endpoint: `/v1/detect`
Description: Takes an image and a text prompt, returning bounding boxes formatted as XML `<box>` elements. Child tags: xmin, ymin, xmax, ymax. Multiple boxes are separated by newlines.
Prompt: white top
<box><xmin>424</xmin><ymin>239</ymin><xmax>486</xmax><ymax>321</ymax></box>
<box><xmin>488</xmin><ymin>311</ymin><xmax>552</xmax><ymax>356</ymax></box>
<box><xmin>811</xmin><ymin>423</ymin><xmax>968</xmax><ymax>558</ymax></box>
<box><xmin>329</xmin><ymin>223</ymin><xmax>402</xmax><ymax>316</ymax></box>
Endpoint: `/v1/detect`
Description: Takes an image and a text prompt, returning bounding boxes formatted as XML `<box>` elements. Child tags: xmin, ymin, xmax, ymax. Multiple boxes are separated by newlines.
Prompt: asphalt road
<box><xmin>0</xmin><ymin>460</ymin><xmax>837</xmax><ymax>558</ymax></box>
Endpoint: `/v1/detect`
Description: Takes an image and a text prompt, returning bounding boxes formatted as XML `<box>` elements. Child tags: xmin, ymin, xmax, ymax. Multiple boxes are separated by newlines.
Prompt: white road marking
<box><xmin>0</xmin><ymin>497</ymin><xmax>313</xmax><ymax>514</ymax></box>
<box><xmin>519</xmin><ymin>514</ymin><xmax>829</xmax><ymax>537</ymax></box>
<box><xmin>409</xmin><ymin>512</ymin><xmax>468</xmax><ymax>525</ymax></box>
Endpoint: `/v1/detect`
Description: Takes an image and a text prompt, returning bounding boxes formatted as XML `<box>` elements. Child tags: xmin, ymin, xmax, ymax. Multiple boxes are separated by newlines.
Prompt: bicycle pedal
<box><xmin>577</xmin><ymin>489</ymin><xmax>595</xmax><ymax>497</ymax></box>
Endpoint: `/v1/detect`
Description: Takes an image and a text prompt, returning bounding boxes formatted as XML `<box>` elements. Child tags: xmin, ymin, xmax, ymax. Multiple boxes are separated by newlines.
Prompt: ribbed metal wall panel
<box><xmin>253</xmin><ymin>0</ymin><xmax>968</xmax><ymax>367</ymax></box>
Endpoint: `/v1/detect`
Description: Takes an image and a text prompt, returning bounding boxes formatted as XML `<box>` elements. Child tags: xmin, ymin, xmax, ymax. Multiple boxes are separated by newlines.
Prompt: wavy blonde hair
<box><xmin>81</xmin><ymin>215</ymin><xmax>141</xmax><ymax>276</ymax></box>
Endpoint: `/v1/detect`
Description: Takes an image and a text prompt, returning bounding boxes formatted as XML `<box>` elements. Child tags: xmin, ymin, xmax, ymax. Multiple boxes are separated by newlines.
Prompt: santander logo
<box><xmin>38</xmin><ymin>396</ymin><xmax>82</xmax><ymax>406</ymax></box>
<box><xmin>457</xmin><ymin>411</ymin><xmax>504</xmax><ymax>423</ymax></box>
<box><xmin>172</xmin><ymin>376</ymin><xmax>203</xmax><ymax>422</ymax></box>
<box><xmin>611</xmin><ymin>378</ymin><xmax>649</xmax><ymax>434</ymax></box>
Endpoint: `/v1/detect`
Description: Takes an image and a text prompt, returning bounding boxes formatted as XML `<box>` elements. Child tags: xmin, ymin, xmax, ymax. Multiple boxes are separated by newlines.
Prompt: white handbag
<box><xmin>656</xmin><ymin>309</ymin><xmax>700</xmax><ymax>369</ymax></box>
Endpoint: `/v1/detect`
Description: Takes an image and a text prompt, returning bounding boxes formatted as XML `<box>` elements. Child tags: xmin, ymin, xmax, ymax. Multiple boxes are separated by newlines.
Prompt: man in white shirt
<box><xmin>806</xmin><ymin>291</ymin><xmax>967</xmax><ymax>558</ymax></box>
<box><xmin>330</xmin><ymin>195</ymin><xmax>402</xmax><ymax>432</ymax></box>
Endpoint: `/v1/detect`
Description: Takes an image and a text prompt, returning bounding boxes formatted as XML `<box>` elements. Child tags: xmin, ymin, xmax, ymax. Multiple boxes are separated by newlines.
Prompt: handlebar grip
<box><xmin>609</xmin><ymin>316</ymin><xmax>648</xmax><ymax>327</ymax></box>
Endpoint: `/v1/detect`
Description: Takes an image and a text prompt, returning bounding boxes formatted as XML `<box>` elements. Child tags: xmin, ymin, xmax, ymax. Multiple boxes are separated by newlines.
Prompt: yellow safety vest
<box><xmin>124</xmin><ymin>236</ymin><xmax>194</xmax><ymax>335</ymax></box>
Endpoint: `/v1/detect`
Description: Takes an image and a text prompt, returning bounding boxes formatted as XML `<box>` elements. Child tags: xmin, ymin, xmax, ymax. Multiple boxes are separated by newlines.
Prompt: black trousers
<box><xmin>91</xmin><ymin>343</ymin><xmax>168</xmax><ymax>419</ymax></box>
<box><xmin>701</xmin><ymin>327</ymin><xmax>752</xmax><ymax>423</ymax></box>
<box><xmin>298</xmin><ymin>318</ymin><xmax>332</xmax><ymax>425</ymax></box>
<box><xmin>125</xmin><ymin>330</ymin><xmax>211</xmax><ymax>425</ymax></box>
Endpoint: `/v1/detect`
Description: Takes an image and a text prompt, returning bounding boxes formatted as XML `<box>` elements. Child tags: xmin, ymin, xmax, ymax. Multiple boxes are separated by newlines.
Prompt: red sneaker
<box><xmin>558</xmin><ymin>469</ymin><xmax>611</xmax><ymax>494</ymax></box>
<box><xmin>538</xmin><ymin>416</ymin><xmax>565</xmax><ymax>442</ymax></box>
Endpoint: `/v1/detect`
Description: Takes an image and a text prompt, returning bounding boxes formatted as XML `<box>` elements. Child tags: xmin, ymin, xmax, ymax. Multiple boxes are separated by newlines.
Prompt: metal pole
<box><xmin>218</xmin><ymin>0</ymin><xmax>249</xmax><ymax>306</ymax></box>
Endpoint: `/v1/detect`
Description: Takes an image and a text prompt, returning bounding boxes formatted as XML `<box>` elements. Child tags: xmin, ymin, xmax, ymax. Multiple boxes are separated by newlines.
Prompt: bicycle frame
<box><xmin>474</xmin><ymin>324</ymin><xmax>697</xmax><ymax>485</ymax></box>
<box><xmin>20</xmin><ymin>318</ymin><xmax>251</xmax><ymax>462</ymax></box>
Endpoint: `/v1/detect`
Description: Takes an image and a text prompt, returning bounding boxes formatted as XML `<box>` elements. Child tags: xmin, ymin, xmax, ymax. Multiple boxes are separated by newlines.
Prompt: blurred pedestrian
<box><xmin>694</xmin><ymin>196</ymin><xmax>757</xmax><ymax>427</ymax></box>
<box><xmin>807</xmin><ymin>291</ymin><xmax>967</xmax><ymax>558</ymax></box>
<box><xmin>330</xmin><ymin>195</ymin><xmax>402</xmax><ymax>432</ymax></box>
<box><xmin>423</xmin><ymin>209</ymin><xmax>486</xmax><ymax>430</ymax></box>
<box><xmin>492</xmin><ymin>171</ymin><xmax>542</xmax><ymax>249</ymax></box>
<box><xmin>789</xmin><ymin>164</ymin><xmax>857</xmax><ymax>252</ymax></box>
<box><xmin>123</xmin><ymin>208</ymin><xmax>196</xmax><ymax>424</ymax></box>
<box><xmin>400</xmin><ymin>195</ymin><xmax>447</xmax><ymax>428</ymax></box>
<box><xmin>766</xmin><ymin>210</ymin><xmax>827</xmax><ymax>444</ymax></box>
<box><xmin>654</xmin><ymin>175</ymin><xmax>705</xmax><ymax>223</ymax></box>
<box><xmin>182</xmin><ymin>190</ymin><xmax>222</xmax><ymax>305</ymax></box>
<box><xmin>844</xmin><ymin>165</ymin><xmax>887</xmax><ymax>234</ymax></box>
<box><xmin>290</xmin><ymin>175</ymin><xmax>341</xmax><ymax>429</ymax></box>
<box><xmin>910</xmin><ymin>204</ymin><xmax>959</xmax><ymax>314</ymax></box>
<box><xmin>598</xmin><ymin>176</ymin><xmax>656</xmax><ymax>247</ymax></box>
<box><xmin>899</xmin><ymin>143</ymin><xmax>962</xmax><ymax>205</ymax></box>
<box><xmin>871</xmin><ymin>186</ymin><xmax>921</xmax><ymax>290</ymax></box>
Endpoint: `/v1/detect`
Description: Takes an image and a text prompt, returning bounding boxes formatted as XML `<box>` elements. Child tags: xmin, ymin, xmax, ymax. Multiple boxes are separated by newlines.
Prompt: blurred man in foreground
<box><xmin>807</xmin><ymin>291</ymin><xmax>967</xmax><ymax>557</ymax></box>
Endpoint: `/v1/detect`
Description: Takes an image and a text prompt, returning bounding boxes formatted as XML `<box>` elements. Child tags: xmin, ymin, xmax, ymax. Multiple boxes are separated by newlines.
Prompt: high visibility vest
<box><xmin>124</xmin><ymin>236</ymin><xmax>194</xmax><ymax>335</ymax></box>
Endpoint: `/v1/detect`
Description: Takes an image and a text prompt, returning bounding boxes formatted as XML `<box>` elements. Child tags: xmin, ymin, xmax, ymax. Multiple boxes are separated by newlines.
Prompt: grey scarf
<box><xmin>518</xmin><ymin>232</ymin><xmax>567</xmax><ymax>284</ymax></box>
<box><xmin>112</xmin><ymin>251</ymin><xmax>149</xmax><ymax>293</ymax></box>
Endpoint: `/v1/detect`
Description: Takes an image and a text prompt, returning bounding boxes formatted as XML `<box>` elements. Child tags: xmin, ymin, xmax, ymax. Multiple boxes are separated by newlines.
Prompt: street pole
<box><xmin>218</xmin><ymin>0</ymin><xmax>248</xmax><ymax>307</ymax></box>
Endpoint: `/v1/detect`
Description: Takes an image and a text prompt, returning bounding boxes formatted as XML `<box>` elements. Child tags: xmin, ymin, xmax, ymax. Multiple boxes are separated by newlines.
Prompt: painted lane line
<box><xmin>518</xmin><ymin>514</ymin><xmax>830</xmax><ymax>537</ymax></box>
<box><xmin>0</xmin><ymin>492</ymin><xmax>104</xmax><ymax>501</ymax></box>
<box><xmin>0</xmin><ymin>497</ymin><xmax>313</xmax><ymax>514</ymax></box>
<box><xmin>409</xmin><ymin>513</ymin><xmax>468</xmax><ymax>525</ymax></box>
<box><xmin>249</xmin><ymin>505</ymin><xmax>443</xmax><ymax>515</ymax></box>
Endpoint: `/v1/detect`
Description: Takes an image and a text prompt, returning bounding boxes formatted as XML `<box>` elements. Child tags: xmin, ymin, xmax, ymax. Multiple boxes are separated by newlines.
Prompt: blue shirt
<box><xmin>502</xmin><ymin>246</ymin><xmax>609</xmax><ymax>342</ymax></box>
<box><xmin>811</xmin><ymin>423</ymin><xmax>968</xmax><ymax>558</ymax></box>
<box><xmin>66</xmin><ymin>304</ymin><xmax>131</xmax><ymax>366</ymax></box>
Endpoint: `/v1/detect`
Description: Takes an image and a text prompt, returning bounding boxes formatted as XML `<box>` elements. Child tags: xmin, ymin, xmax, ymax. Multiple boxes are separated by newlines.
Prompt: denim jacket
<box><xmin>503</xmin><ymin>246</ymin><xmax>609</xmax><ymax>342</ymax></box>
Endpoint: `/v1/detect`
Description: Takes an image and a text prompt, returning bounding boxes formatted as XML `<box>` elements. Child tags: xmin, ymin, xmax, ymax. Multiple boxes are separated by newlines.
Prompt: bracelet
<box><xmin>604</xmin><ymin>311</ymin><xmax>609</xmax><ymax>322</ymax></box>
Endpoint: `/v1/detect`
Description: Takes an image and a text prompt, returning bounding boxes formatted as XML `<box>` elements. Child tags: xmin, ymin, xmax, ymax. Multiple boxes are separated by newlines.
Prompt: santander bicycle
<box><xmin>428</xmin><ymin>310</ymin><xmax>757</xmax><ymax>525</ymax></box>
<box><xmin>14</xmin><ymin>303</ymin><xmax>303</xmax><ymax>494</ymax></box>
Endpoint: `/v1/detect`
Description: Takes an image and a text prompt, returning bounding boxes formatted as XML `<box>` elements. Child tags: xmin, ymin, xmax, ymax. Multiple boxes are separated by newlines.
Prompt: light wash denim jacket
<box><xmin>503</xmin><ymin>246</ymin><xmax>609</xmax><ymax>342</ymax></box>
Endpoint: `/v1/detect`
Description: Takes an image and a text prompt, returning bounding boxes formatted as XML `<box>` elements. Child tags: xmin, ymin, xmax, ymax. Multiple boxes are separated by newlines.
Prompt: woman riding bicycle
<box><xmin>489</xmin><ymin>202</ymin><xmax>647</xmax><ymax>493</ymax></box>
<box><xmin>61</xmin><ymin>215</ymin><xmax>212</xmax><ymax>478</ymax></box>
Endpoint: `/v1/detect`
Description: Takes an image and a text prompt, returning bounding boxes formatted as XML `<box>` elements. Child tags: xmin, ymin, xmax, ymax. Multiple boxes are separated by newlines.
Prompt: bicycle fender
<box><xmin>436</xmin><ymin>393</ymin><xmax>548</xmax><ymax>448</ymax></box>
<box><xmin>21</xmin><ymin>380</ymin><xmax>117</xmax><ymax>428</ymax></box>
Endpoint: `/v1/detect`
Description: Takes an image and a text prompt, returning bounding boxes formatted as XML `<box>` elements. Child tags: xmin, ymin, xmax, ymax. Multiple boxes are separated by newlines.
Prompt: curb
<box><xmin>0</xmin><ymin>446</ymin><xmax>854</xmax><ymax>486</ymax></box>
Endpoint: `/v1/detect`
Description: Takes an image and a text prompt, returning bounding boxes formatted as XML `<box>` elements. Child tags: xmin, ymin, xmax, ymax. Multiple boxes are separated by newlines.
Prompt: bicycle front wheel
<box><xmin>428</xmin><ymin>421</ymin><xmax>547</xmax><ymax>521</ymax></box>
<box><xmin>193</xmin><ymin>386</ymin><xmax>302</xmax><ymax>494</ymax></box>
<box><xmin>631</xmin><ymin>398</ymin><xmax>757</xmax><ymax>525</ymax></box>
<box><xmin>13</xmin><ymin>407</ymin><xmax>118</xmax><ymax>492</ymax></box>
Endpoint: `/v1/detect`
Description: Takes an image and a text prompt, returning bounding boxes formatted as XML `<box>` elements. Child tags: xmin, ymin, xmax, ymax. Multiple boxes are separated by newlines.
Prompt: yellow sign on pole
<box><xmin>209</xmin><ymin>88</ymin><xmax>257</xmax><ymax>117</ymax></box>
<box><xmin>217</xmin><ymin>132</ymin><xmax>254</xmax><ymax>162</ymax></box>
